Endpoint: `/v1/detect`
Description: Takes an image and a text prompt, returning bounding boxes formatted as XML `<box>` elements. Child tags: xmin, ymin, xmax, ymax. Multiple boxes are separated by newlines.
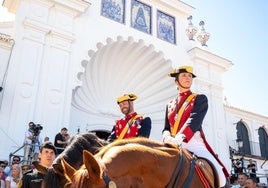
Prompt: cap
<box><xmin>116</xmin><ymin>93</ymin><xmax>138</xmax><ymax>104</ymax></box>
<box><xmin>168</xmin><ymin>65</ymin><xmax>196</xmax><ymax>78</ymax></box>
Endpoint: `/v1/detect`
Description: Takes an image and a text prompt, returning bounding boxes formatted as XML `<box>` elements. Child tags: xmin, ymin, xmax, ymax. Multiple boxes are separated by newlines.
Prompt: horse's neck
<box><xmin>100</xmin><ymin>144</ymin><xmax>181</xmax><ymax>188</ymax></box>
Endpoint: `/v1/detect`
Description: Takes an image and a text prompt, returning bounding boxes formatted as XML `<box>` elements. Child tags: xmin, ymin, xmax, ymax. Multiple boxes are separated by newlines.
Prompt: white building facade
<box><xmin>0</xmin><ymin>0</ymin><xmax>267</xmax><ymax>184</ymax></box>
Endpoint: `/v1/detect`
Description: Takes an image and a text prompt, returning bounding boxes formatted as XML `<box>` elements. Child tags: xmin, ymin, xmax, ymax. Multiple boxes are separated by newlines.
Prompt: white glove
<box><xmin>162</xmin><ymin>131</ymin><xmax>181</xmax><ymax>145</ymax></box>
<box><xmin>162</xmin><ymin>130</ymin><xmax>171</xmax><ymax>141</ymax></box>
<box><xmin>175</xmin><ymin>133</ymin><xmax>186</xmax><ymax>145</ymax></box>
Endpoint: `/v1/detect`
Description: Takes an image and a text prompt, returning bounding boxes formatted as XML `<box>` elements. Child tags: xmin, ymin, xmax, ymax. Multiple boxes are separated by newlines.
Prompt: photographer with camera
<box><xmin>23</xmin><ymin>122</ymin><xmax>43</xmax><ymax>164</ymax></box>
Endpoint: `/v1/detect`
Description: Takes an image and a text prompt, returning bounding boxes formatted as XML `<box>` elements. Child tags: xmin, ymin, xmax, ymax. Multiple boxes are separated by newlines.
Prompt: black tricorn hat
<box><xmin>168</xmin><ymin>65</ymin><xmax>196</xmax><ymax>78</ymax></box>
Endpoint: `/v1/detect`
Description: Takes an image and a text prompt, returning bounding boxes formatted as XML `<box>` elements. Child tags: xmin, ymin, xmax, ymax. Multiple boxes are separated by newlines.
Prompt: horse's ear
<box><xmin>53</xmin><ymin>163</ymin><xmax>65</xmax><ymax>177</ymax></box>
<box><xmin>61</xmin><ymin>157</ymin><xmax>76</xmax><ymax>180</ymax></box>
<box><xmin>33</xmin><ymin>161</ymin><xmax>48</xmax><ymax>174</ymax></box>
<box><xmin>83</xmin><ymin>150</ymin><xmax>102</xmax><ymax>179</ymax></box>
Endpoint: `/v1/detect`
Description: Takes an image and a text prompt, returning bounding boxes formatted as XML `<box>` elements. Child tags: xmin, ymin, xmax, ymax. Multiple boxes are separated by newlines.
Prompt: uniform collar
<box><xmin>179</xmin><ymin>90</ymin><xmax>192</xmax><ymax>96</ymax></box>
<box><xmin>125</xmin><ymin>112</ymin><xmax>137</xmax><ymax>120</ymax></box>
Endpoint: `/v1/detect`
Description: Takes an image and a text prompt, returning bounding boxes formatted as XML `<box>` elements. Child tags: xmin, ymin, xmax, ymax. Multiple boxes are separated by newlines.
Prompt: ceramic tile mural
<box><xmin>101</xmin><ymin>0</ymin><xmax>125</xmax><ymax>24</ymax></box>
<box><xmin>100</xmin><ymin>1</ymin><xmax>176</xmax><ymax>44</ymax></box>
<box><xmin>157</xmin><ymin>10</ymin><xmax>176</xmax><ymax>44</ymax></box>
<box><xmin>131</xmin><ymin>0</ymin><xmax>151</xmax><ymax>34</ymax></box>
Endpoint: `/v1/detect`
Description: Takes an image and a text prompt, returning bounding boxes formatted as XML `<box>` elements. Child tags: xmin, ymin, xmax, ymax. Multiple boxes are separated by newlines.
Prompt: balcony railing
<box><xmin>231</xmin><ymin>140</ymin><xmax>268</xmax><ymax>159</ymax></box>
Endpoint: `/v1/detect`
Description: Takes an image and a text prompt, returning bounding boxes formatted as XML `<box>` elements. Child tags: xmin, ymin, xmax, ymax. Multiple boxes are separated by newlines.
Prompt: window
<box><xmin>258</xmin><ymin>127</ymin><xmax>268</xmax><ymax>158</ymax></box>
<box><xmin>236</xmin><ymin>121</ymin><xmax>251</xmax><ymax>155</ymax></box>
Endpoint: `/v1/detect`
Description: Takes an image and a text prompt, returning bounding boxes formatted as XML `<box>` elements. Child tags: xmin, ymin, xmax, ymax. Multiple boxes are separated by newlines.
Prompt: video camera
<box><xmin>31</xmin><ymin>123</ymin><xmax>43</xmax><ymax>136</ymax></box>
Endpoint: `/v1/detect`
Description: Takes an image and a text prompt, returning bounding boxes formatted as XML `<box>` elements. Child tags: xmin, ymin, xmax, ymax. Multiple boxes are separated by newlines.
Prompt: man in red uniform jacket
<box><xmin>107</xmin><ymin>93</ymin><xmax>151</xmax><ymax>142</ymax></box>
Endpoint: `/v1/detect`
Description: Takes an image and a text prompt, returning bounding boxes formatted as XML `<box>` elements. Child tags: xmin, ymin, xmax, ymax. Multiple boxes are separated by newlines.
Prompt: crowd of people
<box><xmin>229</xmin><ymin>157</ymin><xmax>265</xmax><ymax>188</ymax></box>
<box><xmin>0</xmin><ymin>122</ymin><xmax>70</xmax><ymax>188</ymax></box>
<box><xmin>0</xmin><ymin>65</ymin><xmax>266</xmax><ymax>188</ymax></box>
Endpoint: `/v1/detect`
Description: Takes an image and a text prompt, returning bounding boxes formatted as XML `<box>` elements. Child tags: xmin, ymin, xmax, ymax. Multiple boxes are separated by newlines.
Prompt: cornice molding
<box><xmin>54</xmin><ymin>0</ymin><xmax>91</xmax><ymax>16</ymax></box>
<box><xmin>187</xmin><ymin>47</ymin><xmax>233</xmax><ymax>72</ymax></box>
<box><xmin>153</xmin><ymin>0</ymin><xmax>194</xmax><ymax>18</ymax></box>
<box><xmin>3</xmin><ymin>0</ymin><xmax>91</xmax><ymax>16</ymax></box>
<box><xmin>224</xmin><ymin>104</ymin><xmax>268</xmax><ymax>120</ymax></box>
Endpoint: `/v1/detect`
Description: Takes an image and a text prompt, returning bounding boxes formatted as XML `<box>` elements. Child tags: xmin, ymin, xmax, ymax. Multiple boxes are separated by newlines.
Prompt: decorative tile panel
<box><xmin>131</xmin><ymin>0</ymin><xmax>151</xmax><ymax>34</ymax></box>
<box><xmin>157</xmin><ymin>10</ymin><xmax>176</xmax><ymax>44</ymax></box>
<box><xmin>101</xmin><ymin>0</ymin><xmax>125</xmax><ymax>24</ymax></box>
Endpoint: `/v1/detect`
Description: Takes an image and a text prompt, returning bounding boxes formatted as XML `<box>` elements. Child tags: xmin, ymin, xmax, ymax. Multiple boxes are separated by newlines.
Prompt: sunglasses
<box><xmin>0</xmin><ymin>165</ymin><xmax>6</xmax><ymax>168</ymax></box>
<box><xmin>13</xmin><ymin>159</ymin><xmax>20</xmax><ymax>162</ymax></box>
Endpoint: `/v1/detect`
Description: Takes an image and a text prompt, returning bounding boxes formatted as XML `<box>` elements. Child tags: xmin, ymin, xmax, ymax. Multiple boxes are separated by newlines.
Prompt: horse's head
<box><xmin>41</xmin><ymin>132</ymin><xmax>108</xmax><ymax>188</ymax></box>
<box><xmin>61</xmin><ymin>150</ymin><xmax>116</xmax><ymax>188</ymax></box>
<box><xmin>32</xmin><ymin>162</ymin><xmax>66</xmax><ymax>188</ymax></box>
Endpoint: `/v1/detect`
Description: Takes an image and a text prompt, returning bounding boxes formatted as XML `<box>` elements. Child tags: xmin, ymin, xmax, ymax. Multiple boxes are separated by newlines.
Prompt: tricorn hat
<box><xmin>116</xmin><ymin>93</ymin><xmax>138</xmax><ymax>104</ymax></box>
<box><xmin>168</xmin><ymin>65</ymin><xmax>196</xmax><ymax>78</ymax></box>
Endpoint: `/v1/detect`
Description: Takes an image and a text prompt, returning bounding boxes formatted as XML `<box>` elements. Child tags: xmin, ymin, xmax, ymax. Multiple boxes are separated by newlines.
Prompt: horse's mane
<box><xmin>54</xmin><ymin>132</ymin><xmax>108</xmax><ymax>168</ymax></box>
<box><xmin>96</xmin><ymin>137</ymin><xmax>178</xmax><ymax>158</ymax></box>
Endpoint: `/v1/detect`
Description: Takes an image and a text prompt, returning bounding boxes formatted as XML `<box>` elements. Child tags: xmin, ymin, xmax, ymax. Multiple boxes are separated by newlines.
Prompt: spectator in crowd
<box><xmin>20</xmin><ymin>165</ymin><xmax>32</xmax><ymax>175</ymax></box>
<box><xmin>0</xmin><ymin>161</ymin><xmax>6</xmax><ymax>170</ymax></box>
<box><xmin>230</xmin><ymin>174</ymin><xmax>238</xmax><ymax>187</ymax></box>
<box><xmin>63</xmin><ymin>133</ymin><xmax>71</xmax><ymax>146</ymax></box>
<box><xmin>5</xmin><ymin>164</ymin><xmax>22</xmax><ymax>188</ymax></box>
<box><xmin>233</xmin><ymin>158</ymin><xmax>243</xmax><ymax>176</ymax></box>
<box><xmin>0</xmin><ymin>167</ymin><xmax>5</xmax><ymax>188</ymax></box>
<box><xmin>245</xmin><ymin>177</ymin><xmax>257</xmax><ymax>188</ymax></box>
<box><xmin>43</xmin><ymin>137</ymin><xmax>49</xmax><ymax>142</ymax></box>
<box><xmin>4</xmin><ymin>156</ymin><xmax>21</xmax><ymax>177</ymax></box>
<box><xmin>0</xmin><ymin>160</ymin><xmax>8</xmax><ymax>180</ymax></box>
<box><xmin>18</xmin><ymin>142</ymin><xmax>56</xmax><ymax>188</ymax></box>
<box><xmin>23</xmin><ymin>122</ymin><xmax>35</xmax><ymax>164</ymax></box>
<box><xmin>107</xmin><ymin>93</ymin><xmax>151</xmax><ymax>142</ymax></box>
<box><xmin>247</xmin><ymin>159</ymin><xmax>256</xmax><ymax>179</ymax></box>
<box><xmin>54</xmin><ymin>128</ymin><xmax>69</xmax><ymax>155</ymax></box>
<box><xmin>232</xmin><ymin>172</ymin><xmax>248</xmax><ymax>188</ymax></box>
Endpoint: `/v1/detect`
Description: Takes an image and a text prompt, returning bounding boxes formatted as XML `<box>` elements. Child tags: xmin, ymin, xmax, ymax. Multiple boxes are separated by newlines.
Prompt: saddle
<box><xmin>183</xmin><ymin>149</ymin><xmax>219</xmax><ymax>188</ymax></box>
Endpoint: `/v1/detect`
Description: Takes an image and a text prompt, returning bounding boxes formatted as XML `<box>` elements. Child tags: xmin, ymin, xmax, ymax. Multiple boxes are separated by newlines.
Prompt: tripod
<box><xmin>24</xmin><ymin>135</ymin><xmax>41</xmax><ymax>164</ymax></box>
<box><xmin>29</xmin><ymin>135</ymin><xmax>41</xmax><ymax>162</ymax></box>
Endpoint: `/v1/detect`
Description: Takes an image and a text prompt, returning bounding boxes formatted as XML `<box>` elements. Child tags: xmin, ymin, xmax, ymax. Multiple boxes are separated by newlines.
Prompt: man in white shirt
<box><xmin>23</xmin><ymin>122</ymin><xmax>34</xmax><ymax>164</ymax></box>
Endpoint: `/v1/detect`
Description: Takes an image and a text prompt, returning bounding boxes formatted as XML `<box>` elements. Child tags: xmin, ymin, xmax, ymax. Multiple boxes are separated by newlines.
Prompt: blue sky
<box><xmin>1</xmin><ymin>1</ymin><xmax>268</xmax><ymax>116</ymax></box>
<box><xmin>183</xmin><ymin>0</ymin><xmax>268</xmax><ymax>116</ymax></box>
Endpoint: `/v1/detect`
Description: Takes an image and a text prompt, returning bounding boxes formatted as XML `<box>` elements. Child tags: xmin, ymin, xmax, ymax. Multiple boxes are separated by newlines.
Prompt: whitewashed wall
<box><xmin>0</xmin><ymin>1</ymin><xmax>267</xmax><ymax>184</ymax></box>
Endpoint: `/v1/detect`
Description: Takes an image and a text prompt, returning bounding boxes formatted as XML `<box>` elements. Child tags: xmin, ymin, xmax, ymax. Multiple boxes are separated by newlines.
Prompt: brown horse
<box><xmin>61</xmin><ymin>137</ymin><xmax>218</xmax><ymax>188</ymax></box>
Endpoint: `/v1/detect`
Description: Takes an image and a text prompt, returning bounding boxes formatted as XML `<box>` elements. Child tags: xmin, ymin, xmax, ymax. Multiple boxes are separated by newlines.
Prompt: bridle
<box><xmin>102</xmin><ymin>172</ymin><xmax>116</xmax><ymax>188</ymax></box>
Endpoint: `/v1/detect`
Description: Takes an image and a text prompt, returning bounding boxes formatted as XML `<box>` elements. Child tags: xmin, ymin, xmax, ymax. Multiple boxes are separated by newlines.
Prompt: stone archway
<box><xmin>70</xmin><ymin>36</ymin><xmax>176</xmax><ymax>140</ymax></box>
